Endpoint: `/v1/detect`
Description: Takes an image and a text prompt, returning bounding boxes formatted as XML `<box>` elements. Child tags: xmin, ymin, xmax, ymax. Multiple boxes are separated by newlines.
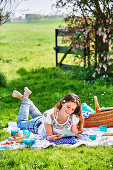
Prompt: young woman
<box><xmin>12</xmin><ymin>87</ymin><xmax>84</xmax><ymax>141</ymax></box>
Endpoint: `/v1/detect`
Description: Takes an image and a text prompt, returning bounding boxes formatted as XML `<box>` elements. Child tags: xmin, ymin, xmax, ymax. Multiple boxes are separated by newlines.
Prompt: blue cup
<box><xmin>99</xmin><ymin>125</ymin><xmax>107</xmax><ymax>132</ymax></box>
<box><xmin>81</xmin><ymin>103</ymin><xmax>95</xmax><ymax>113</ymax></box>
<box><xmin>11</xmin><ymin>129</ymin><xmax>19</xmax><ymax>136</ymax></box>
<box><xmin>89</xmin><ymin>134</ymin><xmax>96</xmax><ymax>140</ymax></box>
<box><xmin>23</xmin><ymin>130</ymin><xmax>31</xmax><ymax>138</ymax></box>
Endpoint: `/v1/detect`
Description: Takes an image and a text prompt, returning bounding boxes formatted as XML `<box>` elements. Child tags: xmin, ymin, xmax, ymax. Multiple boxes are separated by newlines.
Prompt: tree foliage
<box><xmin>0</xmin><ymin>0</ymin><xmax>24</xmax><ymax>25</ymax></box>
<box><xmin>55</xmin><ymin>0</ymin><xmax>113</xmax><ymax>78</ymax></box>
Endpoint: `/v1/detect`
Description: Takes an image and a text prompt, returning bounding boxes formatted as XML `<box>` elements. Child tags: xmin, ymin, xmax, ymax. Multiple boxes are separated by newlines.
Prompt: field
<box><xmin>0</xmin><ymin>18</ymin><xmax>113</xmax><ymax>170</ymax></box>
<box><xmin>0</xmin><ymin>18</ymin><xmax>74</xmax><ymax>80</ymax></box>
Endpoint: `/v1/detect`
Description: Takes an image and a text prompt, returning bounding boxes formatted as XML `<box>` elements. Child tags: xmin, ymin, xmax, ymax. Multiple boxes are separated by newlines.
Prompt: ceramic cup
<box><xmin>89</xmin><ymin>134</ymin><xmax>96</xmax><ymax>140</ymax></box>
<box><xmin>99</xmin><ymin>125</ymin><xmax>107</xmax><ymax>132</ymax></box>
<box><xmin>23</xmin><ymin>130</ymin><xmax>31</xmax><ymax>138</ymax></box>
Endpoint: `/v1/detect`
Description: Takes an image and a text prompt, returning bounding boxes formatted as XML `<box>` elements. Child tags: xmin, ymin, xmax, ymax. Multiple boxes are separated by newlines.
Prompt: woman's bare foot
<box><xmin>12</xmin><ymin>90</ymin><xmax>23</xmax><ymax>99</ymax></box>
<box><xmin>23</xmin><ymin>87</ymin><xmax>32</xmax><ymax>98</ymax></box>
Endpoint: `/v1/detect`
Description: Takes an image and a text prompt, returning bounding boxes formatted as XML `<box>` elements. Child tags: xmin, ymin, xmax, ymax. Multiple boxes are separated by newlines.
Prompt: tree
<box><xmin>0</xmin><ymin>0</ymin><xmax>24</xmax><ymax>25</ymax></box>
<box><xmin>55</xmin><ymin>0</ymin><xmax>113</xmax><ymax>78</ymax></box>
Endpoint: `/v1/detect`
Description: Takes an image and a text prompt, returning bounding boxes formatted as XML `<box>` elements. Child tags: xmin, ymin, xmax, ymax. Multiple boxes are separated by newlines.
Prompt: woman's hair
<box><xmin>55</xmin><ymin>93</ymin><xmax>84</xmax><ymax>132</ymax></box>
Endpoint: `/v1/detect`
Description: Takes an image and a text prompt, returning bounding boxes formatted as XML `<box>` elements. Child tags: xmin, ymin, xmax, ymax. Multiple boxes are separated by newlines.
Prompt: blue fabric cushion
<box><xmin>50</xmin><ymin>134</ymin><xmax>87</xmax><ymax>145</ymax></box>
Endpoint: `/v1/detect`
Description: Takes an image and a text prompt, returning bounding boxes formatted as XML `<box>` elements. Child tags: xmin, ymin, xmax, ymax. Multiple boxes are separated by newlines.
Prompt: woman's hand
<box><xmin>47</xmin><ymin>134</ymin><xmax>62</xmax><ymax>142</ymax></box>
<box><xmin>71</xmin><ymin>124</ymin><xmax>78</xmax><ymax>134</ymax></box>
<box><xmin>44</xmin><ymin>123</ymin><xmax>62</xmax><ymax>141</ymax></box>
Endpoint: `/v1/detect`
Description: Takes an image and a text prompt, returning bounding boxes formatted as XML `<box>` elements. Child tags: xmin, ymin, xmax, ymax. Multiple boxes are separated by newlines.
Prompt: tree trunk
<box><xmin>87</xmin><ymin>33</ymin><xmax>90</xmax><ymax>66</ymax></box>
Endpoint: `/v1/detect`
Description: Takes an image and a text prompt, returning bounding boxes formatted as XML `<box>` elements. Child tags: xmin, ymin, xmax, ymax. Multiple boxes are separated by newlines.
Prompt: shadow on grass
<box><xmin>2</xmin><ymin>66</ymin><xmax>113</xmax><ymax>108</ymax></box>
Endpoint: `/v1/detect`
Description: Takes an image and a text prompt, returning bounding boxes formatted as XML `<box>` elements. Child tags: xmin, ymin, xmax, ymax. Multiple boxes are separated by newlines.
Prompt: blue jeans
<box><xmin>17</xmin><ymin>98</ymin><xmax>43</xmax><ymax>134</ymax></box>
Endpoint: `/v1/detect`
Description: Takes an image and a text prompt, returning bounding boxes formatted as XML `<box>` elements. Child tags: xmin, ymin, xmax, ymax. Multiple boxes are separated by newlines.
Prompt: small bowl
<box><xmin>89</xmin><ymin>134</ymin><xmax>96</xmax><ymax>140</ymax></box>
<box><xmin>22</xmin><ymin>138</ymin><xmax>36</xmax><ymax>146</ymax></box>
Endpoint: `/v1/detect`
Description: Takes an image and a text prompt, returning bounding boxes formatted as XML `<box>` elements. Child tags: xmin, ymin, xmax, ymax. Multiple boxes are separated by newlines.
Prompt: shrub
<box><xmin>16</xmin><ymin>68</ymin><xmax>27</xmax><ymax>76</ymax></box>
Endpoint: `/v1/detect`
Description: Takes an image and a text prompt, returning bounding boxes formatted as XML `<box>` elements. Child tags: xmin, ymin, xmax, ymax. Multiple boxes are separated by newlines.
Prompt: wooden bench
<box><xmin>53</xmin><ymin>29</ymin><xmax>87</xmax><ymax>67</ymax></box>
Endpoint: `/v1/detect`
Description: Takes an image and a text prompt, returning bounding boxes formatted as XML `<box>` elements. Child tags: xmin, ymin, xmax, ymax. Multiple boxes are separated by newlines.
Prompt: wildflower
<box><xmin>64</xmin><ymin>166</ymin><xmax>67</xmax><ymax>168</ymax></box>
<box><xmin>109</xmin><ymin>18</ymin><xmax>112</xmax><ymax>24</ymax></box>
<box><xmin>107</xmin><ymin>54</ymin><xmax>110</xmax><ymax>60</ymax></box>
<box><xmin>104</xmin><ymin>57</ymin><xmax>106</xmax><ymax>61</ymax></box>
<box><xmin>109</xmin><ymin>40</ymin><xmax>111</xmax><ymax>44</ymax></box>
<box><xmin>108</xmin><ymin>62</ymin><xmax>112</xmax><ymax>65</ymax></box>
<box><xmin>87</xmin><ymin>20</ymin><xmax>90</xmax><ymax>24</ymax></box>
<box><xmin>99</xmin><ymin>63</ymin><xmax>102</xmax><ymax>68</ymax></box>
<box><xmin>92</xmin><ymin>72</ymin><xmax>96</xmax><ymax>77</ymax></box>
<box><xmin>98</xmin><ymin>31</ymin><xmax>102</xmax><ymax>36</ymax></box>
<box><xmin>103</xmin><ymin>65</ymin><xmax>107</xmax><ymax>71</ymax></box>
<box><xmin>108</xmin><ymin>28</ymin><xmax>110</xmax><ymax>33</ymax></box>
<box><xmin>98</xmin><ymin>27</ymin><xmax>102</xmax><ymax>32</ymax></box>
<box><xmin>103</xmin><ymin>33</ymin><xmax>107</xmax><ymax>39</ymax></box>
<box><xmin>95</xmin><ymin>68</ymin><xmax>99</xmax><ymax>71</ymax></box>
<box><xmin>103</xmin><ymin>38</ymin><xmax>106</xmax><ymax>43</ymax></box>
<box><xmin>76</xmin><ymin>44</ymin><xmax>79</xmax><ymax>48</ymax></box>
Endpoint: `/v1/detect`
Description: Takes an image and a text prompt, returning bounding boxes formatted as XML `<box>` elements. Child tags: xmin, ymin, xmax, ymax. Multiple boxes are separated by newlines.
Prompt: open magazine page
<box><xmin>60</xmin><ymin>128</ymin><xmax>82</xmax><ymax>138</ymax></box>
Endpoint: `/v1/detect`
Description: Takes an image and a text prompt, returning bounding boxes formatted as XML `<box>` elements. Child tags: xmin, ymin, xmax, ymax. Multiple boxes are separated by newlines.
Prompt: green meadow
<box><xmin>0</xmin><ymin>18</ymin><xmax>63</xmax><ymax>80</ymax></box>
<box><xmin>0</xmin><ymin>18</ymin><xmax>113</xmax><ymax>169</ymax></box>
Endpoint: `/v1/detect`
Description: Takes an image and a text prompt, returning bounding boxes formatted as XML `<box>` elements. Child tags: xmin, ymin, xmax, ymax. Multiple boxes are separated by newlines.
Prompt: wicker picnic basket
<box><xmin>84</xmin><ymin>96</ymin><xmax>113</xmax><ymax>128</ymax></box>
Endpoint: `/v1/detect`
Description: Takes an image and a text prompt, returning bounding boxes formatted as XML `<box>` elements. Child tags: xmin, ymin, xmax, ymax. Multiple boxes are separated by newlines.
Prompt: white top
<box><xmin>38</xmin><ymin>108</ymin><xmax>79</xmax><ymax>138</ymax></box>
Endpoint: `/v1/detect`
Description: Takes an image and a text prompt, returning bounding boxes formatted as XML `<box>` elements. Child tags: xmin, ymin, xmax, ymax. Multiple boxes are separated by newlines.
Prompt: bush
<box><xmin>71</xmin><ymin>65</ymin><xmax>95</xmax><ymax>81</ymax></box>
<box><xmin>71</xmin><ymin>65</ymin><xmax>113</xmax><ymax>83</ymax></box>
<box><xmin>83</xmin><ymin>66</ymin><xmax>95</xmax><ymax>81</ymax></box>
<box><xmin>71</xmin><ymin>66</ymin><xmax>85</xmax><ymax>80</ymax></box>
<box><xmin>0</xmin><ymin>72</ymin><xmax>7</xmax><ymax>87</ymax></box>
<box><xmin>16</xmin><ymin>67</ymin><xmax>28</xmax><ymax>76</ymax></box>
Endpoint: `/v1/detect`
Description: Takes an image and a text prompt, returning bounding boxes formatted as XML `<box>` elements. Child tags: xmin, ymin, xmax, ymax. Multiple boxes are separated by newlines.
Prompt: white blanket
<box><xmin>1</xmin><ymin>122</ymin><xmax>113</xmax><ymax>149</ymax></box>
<box><xmin>68</xmin><ymin>127</ymin><xmax>113</xmax><ymax>148</ymax></box>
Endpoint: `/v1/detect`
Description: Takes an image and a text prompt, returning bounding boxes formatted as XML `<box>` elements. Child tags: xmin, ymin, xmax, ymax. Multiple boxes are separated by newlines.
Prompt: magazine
<box><xmin>60</xmin><ymin>128</ymin><xmax>82</xmax><ymax>138</ymax></box>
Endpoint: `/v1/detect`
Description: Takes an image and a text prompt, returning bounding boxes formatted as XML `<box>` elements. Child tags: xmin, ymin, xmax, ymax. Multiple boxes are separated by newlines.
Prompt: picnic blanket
<box><xmin>1</xmin><ymin>122</ymin><xmax>113</xmax><ymax>150</ymax></box>
<box><xmin>68</xmin><ymin>127</ymin><xmax>113</xmax><ymax>148</ymax></box>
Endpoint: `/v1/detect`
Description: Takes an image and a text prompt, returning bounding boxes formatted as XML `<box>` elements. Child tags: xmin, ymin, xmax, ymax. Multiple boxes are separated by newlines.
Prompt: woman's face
<box><xmin>61</xmin><ymin>101</ymin><xmax>77</xmax><ymax>116</ymax></box>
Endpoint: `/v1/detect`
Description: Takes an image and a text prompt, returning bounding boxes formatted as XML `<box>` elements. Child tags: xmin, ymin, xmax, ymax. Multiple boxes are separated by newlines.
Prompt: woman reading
<box><xmin>12</xmin><ymin>87</ymin><xmax>84</xmax><ymax>141</ymax></box>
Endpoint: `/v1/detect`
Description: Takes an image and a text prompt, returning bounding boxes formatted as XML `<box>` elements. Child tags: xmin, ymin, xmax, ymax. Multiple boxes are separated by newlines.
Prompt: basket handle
<box><xmin>94</xmin><ymin>96</ymin><xmax>100</xmax><ymax>113</ymax></box>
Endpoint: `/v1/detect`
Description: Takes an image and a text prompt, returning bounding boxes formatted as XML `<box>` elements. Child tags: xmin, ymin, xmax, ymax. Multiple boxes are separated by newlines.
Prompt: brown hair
<box><xmin>55</xmin><ymin>93</ymin><xmax>84</xmax><ymax>132</ymax></box>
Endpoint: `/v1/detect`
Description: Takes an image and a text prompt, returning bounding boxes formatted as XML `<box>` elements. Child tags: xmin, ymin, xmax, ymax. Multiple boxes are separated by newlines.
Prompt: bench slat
<box><xmin>54</xmin><ymin>46</ymin><xmax>84</xmax><ymax>56</ymax></box>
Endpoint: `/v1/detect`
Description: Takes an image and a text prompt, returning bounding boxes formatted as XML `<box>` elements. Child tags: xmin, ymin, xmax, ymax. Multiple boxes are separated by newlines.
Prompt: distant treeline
<box><xmin>11</xmin><ymin>14</ymin><xmax>64</xmax><ymax>22</ymax></box>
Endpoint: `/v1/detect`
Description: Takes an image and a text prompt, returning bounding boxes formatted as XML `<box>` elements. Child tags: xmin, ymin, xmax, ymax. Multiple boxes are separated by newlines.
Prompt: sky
<box><xmin>14</xmin><ymin>0</ymin><xmax>57</xmax><ymax>17</ymax></box>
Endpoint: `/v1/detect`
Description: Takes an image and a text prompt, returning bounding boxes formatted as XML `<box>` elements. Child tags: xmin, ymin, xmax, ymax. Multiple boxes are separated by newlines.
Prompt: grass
<box><xmin>1</xmin><ymin>146</ymin><xmax>113</xmax><ymax>169</ymax></box>
<box><xmin>0</xmin><ymin>18</ymin><xmax>113</xmax><ymax>170</ymax></box>
<box><xmin>0</xmin><ymin>18</ymin><xmax>66</xmax><ymax>80</ymax></box>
